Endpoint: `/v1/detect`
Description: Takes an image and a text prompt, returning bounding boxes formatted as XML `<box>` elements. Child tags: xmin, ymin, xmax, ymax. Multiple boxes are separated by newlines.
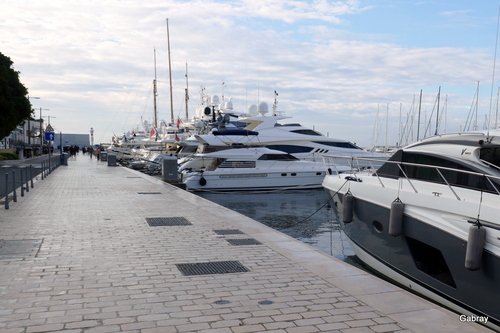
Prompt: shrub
<box><xmin>0</xmin><ymin>152</ymin><xmax>19</xmax><ymax>160</ymax></box>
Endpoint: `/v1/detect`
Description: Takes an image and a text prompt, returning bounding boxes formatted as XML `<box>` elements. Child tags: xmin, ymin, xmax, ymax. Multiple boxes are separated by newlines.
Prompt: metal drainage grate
<box><xmin>138</xmin><ymin>192</ymin><xmax>162</xmax><ymax>195</ymax></box>
<box><xmin>0</xmin><ymin>239</ymin><xmax>43</xmax><ymax>259</ymax></box>
<box><xmin>213</xmin><ymin>229</ymin><xmax>244</xmax><ymax>235</ymax></box>
<box><xmin>176</xmin><ymin>260</ymin><xmax>250</xmax><ymax>276</ymax></box>
<box><xmin>226</xmin><ymin>238</ymin><xmax>262</xmax><ymax>246</ymax></box>
<box><xmin>146</xmin><ymin>217</ymin><xmax>192</xmax><ymax>226</ymax></box>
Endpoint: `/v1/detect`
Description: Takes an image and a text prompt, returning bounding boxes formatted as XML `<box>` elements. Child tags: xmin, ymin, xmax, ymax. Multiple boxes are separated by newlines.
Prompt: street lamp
<box><xmin>26</xmin><ymin>97</ymin><xmax>40</xmax><ymax>148</ymax></box>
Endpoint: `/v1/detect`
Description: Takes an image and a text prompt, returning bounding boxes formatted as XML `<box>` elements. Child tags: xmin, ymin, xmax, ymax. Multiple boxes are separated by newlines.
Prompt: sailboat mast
<box><xmin>153</xmin><ymin>48</ymin><xmax>158</xmax><ymax>128</ymax></box>
<box><xmin>166</xmin><ymin>18</ymin><xmax>174</xmax><ymax>124</ymax></box>
<box><xmin>475</xmin><ymin>81</ymin><xmax>479</xmax><ymax>131</ymax></box>
<box><xmin>417</xmin><ymin>89</ymin><xmax>422</xmax><ymax>141</ymax></box>
<box><xmin>185</xmin><ymin>62</ymin><xmax>189</xmax><ymax>120</ymax></box>
<box><xmin>434</xmin><ymin>86</ymin><xmax>440</xmax><ymax>135</ymax></box>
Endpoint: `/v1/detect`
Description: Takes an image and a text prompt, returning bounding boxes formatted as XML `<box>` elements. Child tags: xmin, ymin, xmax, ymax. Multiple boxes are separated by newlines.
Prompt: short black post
<box><xmin>25</xmin><ymin>167</ymin><xmax>29</xmax><ymax>193</ymax></box>
<box><xmin>12</xmin><ymin>170</ymin><xmax>17</xmax><ymax>202</ymax></box>
<box><xmin>30</xmin><ymin>165</ymin><xmax>34</xmax><ymax>188</ymax></box>
<box><xmin>4</xmin><ymin>173</ymin><xmax>9</xmax><ymax>209</ymax></box>
<box><xmin>41</xmin><ymin>161</ymin><xmax>45</xmax><ymax>180</ymax></box>
<box><xmin>20</xmin><ymin>167</ymin><xmax>24</xmax><ymax>197</ymax></box>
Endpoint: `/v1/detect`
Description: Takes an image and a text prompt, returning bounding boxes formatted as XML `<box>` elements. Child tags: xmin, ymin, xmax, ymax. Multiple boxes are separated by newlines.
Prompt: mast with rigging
<box><xmin>166</xmin><ymin>18</ymin><xmax>174</xmax><ymax>124</ymax></box>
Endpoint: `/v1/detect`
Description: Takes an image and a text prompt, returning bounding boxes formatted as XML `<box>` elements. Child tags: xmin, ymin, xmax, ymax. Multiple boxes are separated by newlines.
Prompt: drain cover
<box><xmin>138</xmin><ymin>192</ymin><xmax>162</xmax><ymax>194</ymax></box>
<box><xmin>146</xmin><ymin>217</ymin><xmax>192</xmax><ymax>226</ymax></box>
<box><xmin>213</xmin><ymin>229</ymin><xmax>244</xmax><ymax>235</ymax></box>
<box><xmin>0</xmin><ymin>239</ymin><xmax>43</xmax><ymax>258</ymax></box>
<box><xmin>226</xmin><ymin>238</ymin><xmax>262</xmax><ymax>246</ymax></box>
<box><xmin>176</xmin><ymin>261</ymin><xmax>250</xmax><ymax>276</ymax></box>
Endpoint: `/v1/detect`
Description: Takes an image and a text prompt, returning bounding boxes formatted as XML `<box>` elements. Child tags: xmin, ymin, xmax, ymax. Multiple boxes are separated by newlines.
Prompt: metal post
<box><xmin>25</xmin><ymin>167</ymin><xmax>29</xmax><ymax>193</ymax></box>
<box><xmin>30</xmin><ymin>165</ymin><xmax>34</xmax><ymax>188</ymax></box>
<box><xmin>12</xmin><ymin>170</ymin><xmax>17</xmax><ymax>202</ymax></box>
<box><xmin>48</xmin><ymin>142</ymin><xmax>52</xmax><ymax>174</ymax></box>
<box><xmin>20</xmin><ymin>167</ymin><xmax>24</xmax><ymax>197</ymax></box>
<box><xmin>4</xmin><ymin>173</ymin><xmax>8</xmax><ymax>209</ymax></box>
<box><xmin>41</xmin><ymin>161</ymin><xmax>44</xmax><ymax>180</ymax></box>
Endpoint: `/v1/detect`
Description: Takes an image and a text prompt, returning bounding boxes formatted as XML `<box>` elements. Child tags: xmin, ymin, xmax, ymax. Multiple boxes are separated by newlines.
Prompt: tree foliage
<box><xmin>0</xmin><ymin>52</ymin><xmax>32</xmax><ymax>139</ymax></box>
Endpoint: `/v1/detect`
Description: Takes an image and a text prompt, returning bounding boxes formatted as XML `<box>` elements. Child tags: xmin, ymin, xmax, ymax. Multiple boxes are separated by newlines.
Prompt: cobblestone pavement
<box><xmin>0</xmin><ymin>155</ymin><xmax>492</xmax><ymax>332</ymax></box>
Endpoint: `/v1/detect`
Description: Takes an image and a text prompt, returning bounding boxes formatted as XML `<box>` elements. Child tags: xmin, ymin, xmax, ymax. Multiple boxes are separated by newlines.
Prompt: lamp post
<box><xmin>38</xmin><ymin>107</ymin><xmax>49</xmax><ymax>153</ymax></box>
<box><xmin>27</xmin><ymin>97</ymin><xmax>40</xmax><ymax>154</ymax></box>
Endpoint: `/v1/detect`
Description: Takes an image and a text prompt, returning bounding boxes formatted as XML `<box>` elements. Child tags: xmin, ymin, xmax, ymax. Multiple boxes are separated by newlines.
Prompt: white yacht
<box><xmin>182</xmin><ymin>147</ymin><xmax>351</xmax><ymax>191</ymax></box>
<box><xmin>322</xmin><ymin>130</ymin><xmax>500</xmax><ymax>331</ymax></box>
<box><xmin>189</xmin><ymin>102</ymin><xmax>388</xmax><ymax>168</ymax></box>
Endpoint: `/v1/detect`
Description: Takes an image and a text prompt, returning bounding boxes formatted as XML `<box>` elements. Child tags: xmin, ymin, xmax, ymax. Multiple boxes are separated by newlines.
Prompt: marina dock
<box><xmin>0</xmin><ymin>155</ymin><xmax>492</xmax><ymax>333</ymax></box>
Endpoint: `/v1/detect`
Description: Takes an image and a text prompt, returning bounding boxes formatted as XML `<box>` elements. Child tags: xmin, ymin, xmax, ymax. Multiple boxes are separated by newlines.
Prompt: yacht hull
<box><xmin>184</xmin><ymin>170</ymin><xmax>324</xmax><ymax>191</ymax></box>
<box><xmin>324</xmin><ymin>182</ymin><xmax>500</xmax><ymax>330</ymax></box>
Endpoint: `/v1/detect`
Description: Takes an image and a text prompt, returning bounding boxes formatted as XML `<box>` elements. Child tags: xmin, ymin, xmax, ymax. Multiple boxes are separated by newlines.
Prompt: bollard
<box><xmin>30</xmin><ymin>165</ymin><xmax>34</xmax><ymax>188</ymax></box>
<box><xmin>41</xmin><ymin>161</ymin><xmax>45</xmax><ymax>180</ymax></box>
<box><xmin>4</xmin><ymin>173</ymin><xmax>8</xmax><ymax>209</ymax></box>
<box><xmin>12</xmin><ymin>170</ymin><xmax>17</xmax><ymax>202</ymax></box>
<box><xmin>20</xmin><ymin>167</ymin><xmax>24</xmax><ymax>197</ymax></box>
<box><xmin>25</xmin><ymin>167</ymin><xmax>29</xmax><ymax>193</ymax></box>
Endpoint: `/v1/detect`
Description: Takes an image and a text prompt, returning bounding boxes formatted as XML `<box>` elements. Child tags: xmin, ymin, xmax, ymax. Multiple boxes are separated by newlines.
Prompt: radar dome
<box><xmin>211</xmin><ymin>95</ymin><xmax>220</xmax><ymax>105</ymax></box>
<box><xmin>258</xmin><ymin>101</ymin><xmax>269</xmax><ymax>115</ymax></box>
<box><xmin>248</xmin><ymin>104</ymin><xmax>258</xmax><ymax>115</ymax></box>
<box><xmin>225</xmin><ymin>100</ymin><xmax>233</xmax><ymax>110</ymax></box>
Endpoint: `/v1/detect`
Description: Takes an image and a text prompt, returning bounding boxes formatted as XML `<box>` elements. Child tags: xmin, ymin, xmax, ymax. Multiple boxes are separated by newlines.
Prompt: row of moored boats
<box><xmin>106</xmin><ymin>93</ymin><xmax>500</xmax><ymax>331</ymax></box>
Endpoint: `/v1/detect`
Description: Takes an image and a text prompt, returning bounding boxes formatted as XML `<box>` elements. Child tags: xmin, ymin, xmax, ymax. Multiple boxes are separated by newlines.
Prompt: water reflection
<box><xmin>196</xmin><ymin>188</ymin><xmax>355</xmax><ymax>260</ymax></box>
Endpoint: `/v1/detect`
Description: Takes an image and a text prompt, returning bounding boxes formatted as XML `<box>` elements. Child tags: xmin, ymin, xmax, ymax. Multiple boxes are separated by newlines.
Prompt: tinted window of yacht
<box><xmin>376</xmin><ymin>150</ymin><xmax>403</xmax><ymax>178</ymax></box>
<box><xmin>258</xmin><ymin>154</ymin><xmax>299</xmax><ymax>161</ymax></box>
<box><xmin>290</xmin><ymin>129</ymin><xmax>323</xmax><ymax>136</ymax></box>
<box><xmin>402</xmin><ymin>153</ymin><xmax>499</xmax><ymax>193</ymax></box>
<box><xmin>312</xmin><ymin>141</ymin><xmax>361</xmax><ymax>149</ymax></box>
<box><xmin>266</xmin><ymin>145</ymin><xmax>314</xmax><ymax>153</ymax></box>
<box><xmin>480</xmin><ymin>147</ymin><xmax>500</xmax><ymax>168</ymax></box>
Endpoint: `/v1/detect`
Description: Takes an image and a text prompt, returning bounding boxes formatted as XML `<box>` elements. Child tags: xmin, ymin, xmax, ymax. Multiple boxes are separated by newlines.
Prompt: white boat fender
<box><xmin>388</xmin><ymin>198</ymin><xmax>404</xmax><ymax>237</ymax></box>
<box><xmin>465</xmin><ymin>222</ymin><xmax>486</xmax><ymax>271</ymax></box>
<box><xmin>342</xmin><ymin>192</ymin><xmax>354</xmax><ymax>223</ymax></box>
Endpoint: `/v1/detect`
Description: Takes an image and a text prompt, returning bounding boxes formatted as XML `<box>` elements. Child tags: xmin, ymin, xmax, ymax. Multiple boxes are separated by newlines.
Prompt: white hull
<box><xmin>184</xmin><ymin>169</ymin><xmax>325</xmax><ymax>191</ymax></box>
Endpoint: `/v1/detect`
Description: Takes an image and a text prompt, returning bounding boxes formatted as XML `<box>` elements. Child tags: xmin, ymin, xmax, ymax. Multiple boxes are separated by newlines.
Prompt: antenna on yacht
<box><xmin>273</xmin><ymin>91</ymin><xmax>278</xmax><ymax>116</ymax></box>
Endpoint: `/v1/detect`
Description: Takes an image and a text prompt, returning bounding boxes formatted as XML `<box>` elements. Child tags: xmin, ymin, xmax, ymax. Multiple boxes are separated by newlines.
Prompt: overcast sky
<box><xmin>2</xmin><ymin>0</ymin><xmax>500</xmax><ymax>147</ymax></box>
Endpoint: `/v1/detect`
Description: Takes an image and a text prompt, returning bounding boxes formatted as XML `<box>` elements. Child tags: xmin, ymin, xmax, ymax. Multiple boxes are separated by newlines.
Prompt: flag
<box><xmin>150</xmin><ymin>127</ymin><xmax>156</xmax><ymax>138</ymax></box>
<box><xmin>175</xmin><ymin>133</ymin><xmax>180</xmax><ymax>142</ymax></box>
<box><xmin>176</xmin><ymin>117</ymin><xmax>181</xmax><ymax>129</ymax></box>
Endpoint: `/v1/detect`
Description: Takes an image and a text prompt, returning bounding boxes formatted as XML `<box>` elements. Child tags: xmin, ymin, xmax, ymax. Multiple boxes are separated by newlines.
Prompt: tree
<box><xmin>0</xmin><ymin>52</ymin><xmax>32</xmax><ymax>139</ymax></box>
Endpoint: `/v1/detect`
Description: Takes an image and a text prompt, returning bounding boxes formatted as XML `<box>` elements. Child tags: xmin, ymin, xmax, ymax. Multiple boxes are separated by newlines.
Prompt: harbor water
<box><xmin>195</xmin><ymin>188</ymin><xmax>356</xmax><ymax>261</ymax></box>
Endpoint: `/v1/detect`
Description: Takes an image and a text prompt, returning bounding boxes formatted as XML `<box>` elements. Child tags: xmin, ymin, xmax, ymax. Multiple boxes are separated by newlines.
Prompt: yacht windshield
<box><xmin>290</xmin><ymin>129</ymin><xmax>322</xmax><ymax>136</ymax></box>
<box><xmin>258</xmin><ymin>154</ymin><xmax>299</xmax><ymax>161</ymax></box>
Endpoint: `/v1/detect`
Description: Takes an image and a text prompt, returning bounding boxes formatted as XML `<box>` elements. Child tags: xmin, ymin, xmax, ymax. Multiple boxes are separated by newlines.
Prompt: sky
<box><xmin>2</xmin><ymin>0</ymin><xmax>500</xmax><ymax>147</ymax></box>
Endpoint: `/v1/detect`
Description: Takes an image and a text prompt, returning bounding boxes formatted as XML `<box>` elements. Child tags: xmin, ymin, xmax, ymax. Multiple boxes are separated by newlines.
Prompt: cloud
<box><xmin>1</xmin><ymin>0</ymin><xmax>496</xmax><ymax>146</ymax></box>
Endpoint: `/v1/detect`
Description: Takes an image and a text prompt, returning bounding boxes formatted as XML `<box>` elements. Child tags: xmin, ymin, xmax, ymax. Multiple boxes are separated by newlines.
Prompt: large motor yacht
<box><xmin>322</xmin><ymin>130</ymin><xmax>500</xmax><ymax>331</ymax></box>
<box><xmin>182</xmin><ymin>147</ymin><xmax>351</xmax><ymax>191</ymax></box>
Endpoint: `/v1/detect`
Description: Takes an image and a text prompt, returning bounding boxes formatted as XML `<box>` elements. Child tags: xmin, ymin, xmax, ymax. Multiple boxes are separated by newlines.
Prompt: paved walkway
<box><xmin>0</xmin><ymin>155</ymin><xmax>492</xmax><ymax>333</ymax></box>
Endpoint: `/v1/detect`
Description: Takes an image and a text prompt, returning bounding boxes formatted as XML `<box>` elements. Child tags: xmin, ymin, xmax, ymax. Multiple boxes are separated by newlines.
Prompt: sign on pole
<box><xmin>44</xmin><ymin>132</ymin><xmax>55</xmax><ymax>141</ymax></box>
<box><xmin>45</xmin><ymin>124</ymin><xmax>55</xmax><ymax>141</ymax></box>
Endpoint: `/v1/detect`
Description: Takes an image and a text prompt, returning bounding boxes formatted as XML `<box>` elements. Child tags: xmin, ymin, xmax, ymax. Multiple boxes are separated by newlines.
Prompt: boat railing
<box><xmin>322</xmin><ymin>155</ymin><xmax>500</xmax><ymax>200</ymax></box>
